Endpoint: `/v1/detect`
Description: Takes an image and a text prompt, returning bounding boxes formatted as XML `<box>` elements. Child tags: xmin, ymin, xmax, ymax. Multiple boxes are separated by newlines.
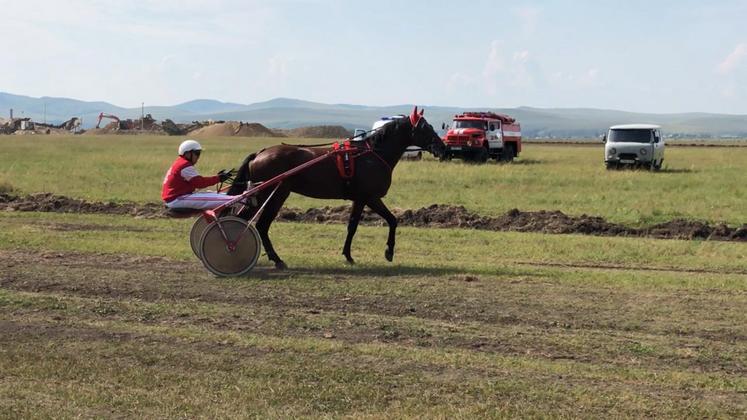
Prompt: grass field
<box><xmin>1</xmin><ymin>135</ymin><xmax>745</xmax><ymax>225</ymax></box>
<box><xmin>1</xmin><ymin>135</ymin><xmax>746</xmax><ymax>417</ymax></box>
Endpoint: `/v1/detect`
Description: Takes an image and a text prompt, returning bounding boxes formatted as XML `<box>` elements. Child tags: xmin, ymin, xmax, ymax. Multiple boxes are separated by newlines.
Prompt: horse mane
<box><xmin>367</xmin><ymin>118</ymin><xmax>407</xmax><ymax>149</ymax></box>
<box><xmin>227</xmin><ymin>152</ymin><xmax>257</xmax><ymax>195</ymax></box>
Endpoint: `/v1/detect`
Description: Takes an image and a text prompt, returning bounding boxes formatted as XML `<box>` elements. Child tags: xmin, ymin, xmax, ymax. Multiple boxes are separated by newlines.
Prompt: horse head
<box><xmin>408</xmin><ymin>106</ymin><xmax>446</xmax><ymax>156</ymax></box>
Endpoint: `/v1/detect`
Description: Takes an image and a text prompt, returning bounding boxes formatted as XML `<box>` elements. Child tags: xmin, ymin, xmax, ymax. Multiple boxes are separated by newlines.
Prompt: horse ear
<box><xmin>410</xmin><ymin>106</ymin><xmax>421</xmax><ymax>127</ymax></box>
<box><xmin>419</xmin><ymin>108</ymin><xmax>424</xmax><ymax>116</ymax></box>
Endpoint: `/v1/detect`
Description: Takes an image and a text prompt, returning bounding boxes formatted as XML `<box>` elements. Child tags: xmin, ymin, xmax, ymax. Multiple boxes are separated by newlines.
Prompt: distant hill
<box><xmin>173</xmin><ymin>99</ymin><xmax>249</xmax><ymax>114</ymax></box>
<box><xmin>2</xmin><ymin>91</ymin><xmax>746</xmax><ymax>138</ymax></box>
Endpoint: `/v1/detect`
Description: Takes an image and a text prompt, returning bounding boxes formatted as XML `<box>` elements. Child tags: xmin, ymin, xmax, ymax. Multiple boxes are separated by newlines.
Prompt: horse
<box><xmin>227</xmin><ymin>107</ymin><xmax>445</xmax><ymax>269</ymax></box>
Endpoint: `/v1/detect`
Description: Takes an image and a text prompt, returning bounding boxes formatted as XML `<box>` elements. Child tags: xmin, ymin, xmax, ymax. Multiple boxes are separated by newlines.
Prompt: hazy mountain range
<box><xmin>2</xmin><ymin>91</ymin><xmax>746</xmax><ymax>138</ymax></box>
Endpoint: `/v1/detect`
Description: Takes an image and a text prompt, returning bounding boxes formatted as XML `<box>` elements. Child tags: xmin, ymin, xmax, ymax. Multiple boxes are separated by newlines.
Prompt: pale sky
<box><xmin>2</xmin><ymin>0</ymin><xmax>746</xmax><ymax>114</ymax></box>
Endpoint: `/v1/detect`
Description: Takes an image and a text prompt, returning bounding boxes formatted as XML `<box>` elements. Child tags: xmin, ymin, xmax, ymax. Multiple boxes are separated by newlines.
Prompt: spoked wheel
<box><xmin>199</xmin><ymin>216</ymin><xmax>262</xmax><ymax>277</ymax></box>
<box><xmin>189</xmin><ymin>215</ymin><xmax>212</xmax><ymax>258</ymax></box>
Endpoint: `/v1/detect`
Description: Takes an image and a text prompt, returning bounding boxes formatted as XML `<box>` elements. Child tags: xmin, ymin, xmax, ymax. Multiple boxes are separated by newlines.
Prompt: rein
<box><xmin>358</xmin><ymin>140</ymin><xmax>393</xmax><ymax>173</ymax></box>
<box><xmin>278</xmin><ymin>125</ymin><xmax>393</xmax><ymax>173</ymax></box>
<box><xmin>281</xmin><ymin>140</ymin><xmax>336</xmax><ymax>147</ymax></box>
<box><xmin>280</xmin><ymin>125</ymin><xmax>384</xmax><ymax>148</ymax></box>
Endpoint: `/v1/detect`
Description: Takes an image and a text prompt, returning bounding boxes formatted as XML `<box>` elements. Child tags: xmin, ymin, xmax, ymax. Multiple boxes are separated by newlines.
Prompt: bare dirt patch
<box><xmin>1</xmin><ymin>193</ymin><xmax>745</xmax><ymax>241</ymax></box>
<box><xmin>2</xmin><ymin>249</ymin><xmax>746</xmax><ymax>376</ymax></box>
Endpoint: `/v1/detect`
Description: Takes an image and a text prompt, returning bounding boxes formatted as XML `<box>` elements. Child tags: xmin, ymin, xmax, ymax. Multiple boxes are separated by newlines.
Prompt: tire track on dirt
<box><xmin>2</xmin><ymin>249</ymin><xmax>746</xmax><ymax>347</ymax></box>
<box><xmin>3</xmin><ymin>282</ymin><xmax>746</xmax><ymax>376</ymax></box>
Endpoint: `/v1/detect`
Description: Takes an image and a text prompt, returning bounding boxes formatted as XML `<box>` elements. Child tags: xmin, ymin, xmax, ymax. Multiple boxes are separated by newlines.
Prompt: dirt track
<box><xmin>2</xmin><ymin>247</ymin><xmax>746</xmax><ymax>374</ymax></box>
<box><xmin>1</xmin><ymin>192</ymin><xmax>745</xmax><ymax>242</ymax></box>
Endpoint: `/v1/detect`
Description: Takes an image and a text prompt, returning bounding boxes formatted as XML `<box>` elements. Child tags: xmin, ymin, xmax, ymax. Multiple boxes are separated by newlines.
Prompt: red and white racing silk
<box><xmin>161</xmin><ymin>156</ymin><xmax>220</xmax><ymax>203</ymax></box>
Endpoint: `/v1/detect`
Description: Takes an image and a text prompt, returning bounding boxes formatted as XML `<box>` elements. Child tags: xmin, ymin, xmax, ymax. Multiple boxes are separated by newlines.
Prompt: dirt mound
<box><xmin>83</xmin><ymin>114</ymin><xmax>166</xmax><ymax>136</ymax></box>
<box><xmin>2</xmin><ymin>193</ymin><xmax>745</xmax><ymax>242</ymax></box>
<box><xmin>643</xmin><ymin>219</ymin><xmax>746</xmax><ymax>241</ymax></box>
<box><xmin>0</xmin><ymin>193</ymin><xmax>164</xmax><ymax>218</ymax></box>
<box><xmin>276</xmin><ymin>204</ymin><xmax>746</xmax><ymax>241</ymax></box>
<box><xmin>83</xmin><ymin>122</ymin><xmax>121</xmax><ymax>135</ymax></box>
<box><xmin>83</xmin><ymin>124</ymin><xmax>166</xmax><ymax>136</ymax></box>
<box><xmin>282</xmin><ymin>125</ymin><xmax>352</xmax><ymax>139</ymax></box>
<box><xmin>279</xmin><ymin>205</ymin><xmax>631</xmax><ymax>234</ymax></box>
<box><xmin>189</xmin><ymin>121</ymin><xmax>283</xmax><ymax>138</ymax></box>
<box><xmin>11</xmin><ymin>127</ymin><xmax>72</xmax><ymax>135</ymax></box>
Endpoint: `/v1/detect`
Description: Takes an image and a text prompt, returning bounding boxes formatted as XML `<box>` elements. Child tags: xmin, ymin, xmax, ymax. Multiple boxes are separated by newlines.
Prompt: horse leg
<box><xmin>366</xmin><ymin>197</ymin><xmax>397</xmax><ymax>262</ymax></box>
<box><xmin>255</xmin><ymin>187</ymin><xmax>291</xmax><ymax>270</ymax></box>
<box><xmin>342</xmin><ymin>200</ymin><xmax>365</xmax><ymax>264</ymax></box>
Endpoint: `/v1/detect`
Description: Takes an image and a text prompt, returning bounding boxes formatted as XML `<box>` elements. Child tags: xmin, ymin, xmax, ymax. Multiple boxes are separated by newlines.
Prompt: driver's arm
<box><xmin>181</xmin><ymin>166</ymin><xmax>219</xmax><ymax>189</ymax></box>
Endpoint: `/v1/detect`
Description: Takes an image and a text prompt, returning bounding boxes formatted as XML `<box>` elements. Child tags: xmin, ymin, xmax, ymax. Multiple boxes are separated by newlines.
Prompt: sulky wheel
<box><xmin>189</xmin><ymin>215</ymin><xmax>212</xmax><ymax>259</ymax></box>
<box><xmin>199</xmin><ymin>216</ymin><xmax>262</xmax><ymax>277</ymax></box>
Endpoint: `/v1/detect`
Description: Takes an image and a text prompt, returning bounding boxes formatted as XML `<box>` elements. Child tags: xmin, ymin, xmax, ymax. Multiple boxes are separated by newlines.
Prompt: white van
<box><xmin>603</xmin><ymin>124</ymin><xmax>664</xmax><ymax>170</ymax></box>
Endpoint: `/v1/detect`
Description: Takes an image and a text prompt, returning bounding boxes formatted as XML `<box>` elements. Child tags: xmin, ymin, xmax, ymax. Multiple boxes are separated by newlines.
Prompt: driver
<box><xmin>162</xmin><ymin>140</ymin><xmax>234</xmax><ymax>210</ymax></box>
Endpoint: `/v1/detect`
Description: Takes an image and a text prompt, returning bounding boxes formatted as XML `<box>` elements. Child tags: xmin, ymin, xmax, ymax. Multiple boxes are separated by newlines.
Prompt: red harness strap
<box><xmin>332</xmin><ymin>140</ymin><xmax>356</xmax><ymax>179</ymax></box>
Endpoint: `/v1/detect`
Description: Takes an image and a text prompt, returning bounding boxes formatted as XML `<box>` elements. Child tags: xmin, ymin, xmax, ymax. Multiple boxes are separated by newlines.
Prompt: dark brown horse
<box><xmin>227</xmin><ymin>107</ymin><xmax>445</xmax><ymax>269</ymax></box>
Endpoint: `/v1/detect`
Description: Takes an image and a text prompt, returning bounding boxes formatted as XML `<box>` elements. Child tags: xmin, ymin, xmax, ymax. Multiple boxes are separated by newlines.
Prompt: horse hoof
<box><xmin>275</xmin><ymin>261</ymin><xmax>288</xmax><ymax>270</ymax></box>
<box><xmin>385</xmin><ymin>249</ymin><xmax>394</xmax><ymax>262</ymax></box>
<box><xmin>345</xmin><ymin>257</ymin><xmax>355</xmax><ymax>265</ymax></box>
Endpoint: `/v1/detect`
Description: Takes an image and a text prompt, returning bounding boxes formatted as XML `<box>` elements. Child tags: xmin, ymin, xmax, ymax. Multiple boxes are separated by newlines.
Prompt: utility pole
<box><xmin>141</xmin><ymin>102</ymin><xmax>144</xmax><ymax>130</ymax></box>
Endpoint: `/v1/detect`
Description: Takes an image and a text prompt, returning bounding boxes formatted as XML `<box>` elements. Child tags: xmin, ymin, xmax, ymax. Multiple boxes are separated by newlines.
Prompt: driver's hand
<box><xmin>218</xmin><ymin>168</ymin><xmax>234</xmax><ymax>182</ymax></box>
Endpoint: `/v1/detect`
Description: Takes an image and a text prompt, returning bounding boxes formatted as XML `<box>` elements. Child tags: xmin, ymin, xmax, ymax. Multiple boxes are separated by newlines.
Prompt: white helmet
<box><xmin>178</xmin><ymin>139</ymin><xmax>202</xmax><ymax>156</ymax></box>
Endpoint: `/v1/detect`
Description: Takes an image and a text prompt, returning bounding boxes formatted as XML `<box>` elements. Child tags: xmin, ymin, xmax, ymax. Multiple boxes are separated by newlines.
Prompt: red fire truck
<box><xmin>441</xmin><ymin>112</ymin><xmax>522</xmax><ymax>162</ymax></box>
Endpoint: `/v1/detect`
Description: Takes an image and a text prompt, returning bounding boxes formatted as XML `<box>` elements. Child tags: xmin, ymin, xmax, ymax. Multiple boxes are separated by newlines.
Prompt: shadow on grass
<box><xmin>607</xmin><ymin>166</ymin><xmax>696</xmax><ymax>174</ymax></box>
<box><xmin>508</xmin><ymin>159</ymin><xmax>543</xmax><ymax>165</ymax></box>
<box><xmin>657</xmin><ymin>167</ymin><xmax>696</xmax><ymax>174</ymax></box>
<box><xmin>246</xmin><ymin>261</ymin><xmax>543</xmax><ymax>280</ymax></box>
<box><xmin>439</xmin><ymin>159</ymin><xmax>543</xmax><ymax>166</ymax></box>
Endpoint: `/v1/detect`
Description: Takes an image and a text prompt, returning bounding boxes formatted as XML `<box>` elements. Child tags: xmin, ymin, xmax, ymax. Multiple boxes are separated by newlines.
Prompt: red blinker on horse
<box><xmin>227</xmin><ymin>106</ymin><xmax>445</xmax><ymax>269</ymax></box>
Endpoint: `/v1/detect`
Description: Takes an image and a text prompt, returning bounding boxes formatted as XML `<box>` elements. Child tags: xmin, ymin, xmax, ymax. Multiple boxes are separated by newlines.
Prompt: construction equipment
<box><xmin>95</xmin><ymin>113</ymin><xmax>121</xmax><ymax>129</ymax></box>
<box><xmin>58</xmin><ymin>117</ymin><xmax>81</xmax><ymax>132</ymax></box>
<box><xmin>95</xmin><ymin>113</ymin><xmax>138</xmax><ymax>130</ymax></box>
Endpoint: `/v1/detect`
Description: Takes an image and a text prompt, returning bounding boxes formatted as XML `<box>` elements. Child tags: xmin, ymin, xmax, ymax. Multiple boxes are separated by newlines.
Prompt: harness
<box><xmin>332</xmin><ymin>139</ymin><xmax>356</xmax><ymax>179</ymax></box>
<box><xmin>331</xmin><ymin>138</ymin><xmax>392</xmax><ymax>180</ymax></box>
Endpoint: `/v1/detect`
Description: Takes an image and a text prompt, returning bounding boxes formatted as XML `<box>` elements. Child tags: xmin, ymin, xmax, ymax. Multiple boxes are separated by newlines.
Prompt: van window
<box><xmin>608</xmin><ymin>129</ymin><xmax>653</xmax><ymax>143</ymax></box>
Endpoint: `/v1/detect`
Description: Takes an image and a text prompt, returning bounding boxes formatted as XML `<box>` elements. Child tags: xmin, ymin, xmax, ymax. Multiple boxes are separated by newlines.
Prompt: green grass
<box><xmin>1</xmin><ymin>211</ymin><xmax>745</xmax><ymax>277</ymax></box>
<box><xmin>1</xmin><ymin>135</ymin><xmax>745</xmax><ymax>225</ymax></box>
<box><xmin>1</xmin><ymin>212</ymin><xmax>746</xmax><ymax>417</ymax></box>
<box><xmin>0</xmin><ymin>134</ymin><xmax>746</xmax><ymax>416</ymax></box>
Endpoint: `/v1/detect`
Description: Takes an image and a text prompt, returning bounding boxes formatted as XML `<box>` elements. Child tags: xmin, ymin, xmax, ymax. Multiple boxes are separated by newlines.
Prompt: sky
<box><xmin>1</xmin><ymin>0</ymin><xmax>746</xmax><ymax>114</ymax></box>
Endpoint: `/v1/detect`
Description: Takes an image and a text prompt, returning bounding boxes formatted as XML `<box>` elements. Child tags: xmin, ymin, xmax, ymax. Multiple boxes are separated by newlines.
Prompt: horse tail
<box><xmin>227</xmin><ymin>151</ymin><xmax>258</xmax><ymax>195</ymax></box>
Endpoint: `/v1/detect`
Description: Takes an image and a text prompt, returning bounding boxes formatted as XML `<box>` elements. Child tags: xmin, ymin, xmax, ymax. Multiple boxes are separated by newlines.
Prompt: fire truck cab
<box><xmin>441</xmin><ymin>112</ymin><xmax>522</xmax><ymax>162</ymax></box>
